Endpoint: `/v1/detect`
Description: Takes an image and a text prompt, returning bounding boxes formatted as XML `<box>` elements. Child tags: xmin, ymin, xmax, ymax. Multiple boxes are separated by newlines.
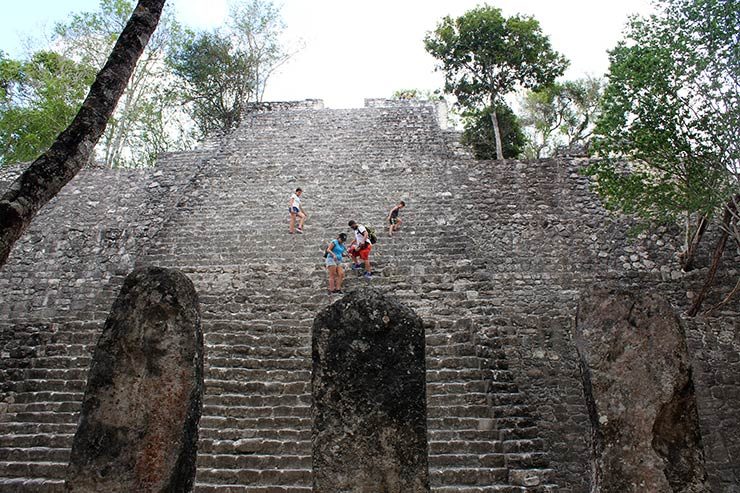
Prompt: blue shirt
<box><xmin>328</xmin><ymin>239</ymin><xmax>346</xmax><ymax>260</ymax></box>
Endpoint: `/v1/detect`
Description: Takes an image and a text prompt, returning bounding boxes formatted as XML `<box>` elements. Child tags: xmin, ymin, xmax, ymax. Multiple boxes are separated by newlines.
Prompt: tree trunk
<box><xmin>680</xmin><ymin>214</ymin><xmax>708</xmax><ymax>272</ymax></box>
<box><xmin>0</xmin><ymin>0</ymin><xmax>166</xmax><ymax>269</ymax></box>
<box><xmin>489</xmin><ymin>107</ymin><xmax>504</xmax><ymax>161</ymax></box>
<box><xmin>686</xmin><ymin>197</ymin><xmax>738</xmax><ymax>317</ymax></box>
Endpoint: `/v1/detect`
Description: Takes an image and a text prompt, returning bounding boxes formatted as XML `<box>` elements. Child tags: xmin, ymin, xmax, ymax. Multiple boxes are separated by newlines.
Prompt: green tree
<box><xmin>587</xmin><ymin>0</ymin><xmax>739</xmax><ymax>314</ymax></box>
<box><xmin>55</xmin><ymin>0</ymin><xmax>190</xmax><ymax>167</ymax></box>
<box><xmin>424</xmin><ymin>5</ymin><xmax>568</xmax><ymax>160</ymax></box>
<box><xmin>228</xmin><ymin>0</ymin><xmax>290</xmax><ymax>103</ymax></box>
<box><xmin>461</xmin><ymin>103</ymin><xmax>525</xmax><ymax>160</ymax></box>
<box><xmin>392</xmin><ymin>89</ymin><xmax>441</xmax><ymax>101</ymax></box>
<box><xmin>520</xmin><ymin>77</ymin><xmax>604</xmax><ymax>159</ymax></box>
<box><xmin>170</xmin><ymin>31</ymin><xmax>254</xmax><ymax>135</ymax></box>
<box><xmin>1</xmin><ymin>0</ymin><xmax>166</xmax><ymax>268</ymax></box>
<box><xmin>170</xmin><ymin>0</ymin><xmax>290</xmax><ymax>136</ymax></box>
<box><xmin>0</xmin><ymin>51</ymin><xmax>95</xmax><ymax>165</ymax></box>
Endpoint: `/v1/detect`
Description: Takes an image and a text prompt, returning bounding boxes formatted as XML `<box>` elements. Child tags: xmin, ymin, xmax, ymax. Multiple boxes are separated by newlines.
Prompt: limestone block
<box><xmin>66</xmin><ymin>267</ymin><xmax>203</xmax><ymax>493</ymax></box>
<box><xmin>575</xmin><ymin>289</ymin><xmax>708</xmax><ymax>493</ymax></box>
<box><xmin>312</xmin><ymin>288</ymin><xmax>429</xmax><ymax>492</ymax></box>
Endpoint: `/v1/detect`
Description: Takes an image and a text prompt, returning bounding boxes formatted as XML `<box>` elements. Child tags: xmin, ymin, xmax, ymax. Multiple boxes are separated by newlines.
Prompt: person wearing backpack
<box><xmin>348</xmin><ymin>220</ymin><xmax>373</xmax><ymax>279</ymax></box>
<box><xmin>324</xmin><ymin>232</ymin><xmax>348</xmax><ymax>294</ymax></box>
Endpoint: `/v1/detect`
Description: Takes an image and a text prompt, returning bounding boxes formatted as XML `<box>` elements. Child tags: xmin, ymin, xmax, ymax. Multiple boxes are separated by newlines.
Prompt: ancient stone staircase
<box><xmin>5</xmin><ymin>99</ymin><xmax>738</xmax><ymax>492</ymax></box>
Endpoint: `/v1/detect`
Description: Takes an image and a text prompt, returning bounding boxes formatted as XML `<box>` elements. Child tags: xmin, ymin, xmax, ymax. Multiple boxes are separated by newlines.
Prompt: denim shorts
<box><xmin>325</xmin><ymin>256</ymin><xmax>342</xmax><ymax>267</ymax></box>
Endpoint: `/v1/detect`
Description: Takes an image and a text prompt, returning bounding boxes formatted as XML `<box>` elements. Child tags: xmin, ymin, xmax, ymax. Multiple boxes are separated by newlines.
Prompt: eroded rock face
<box><xmin>312</xmin><ymin>288</ymin><xmax>429</xmax><ymax>493</ymax></box>
<box><xmin>66</xmin><ymin>267</ymin><xmax>203</xmax><ymax>493</ymax></box>
<box><xmin>575</xmin><ymin>290</ymin><xmax>708</xmax><ymax>493</ymax></box>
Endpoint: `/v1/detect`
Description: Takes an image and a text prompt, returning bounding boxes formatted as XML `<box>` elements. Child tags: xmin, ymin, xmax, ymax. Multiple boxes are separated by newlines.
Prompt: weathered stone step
<box><xmin>430</xmin><ymin>440</ymin><xmax>503</xmax><ymax>455</ymax></box>
<box><xmin>504</xmin><ymin>452</ymin><xmax>549</xmax><ymax>469</ymax></box>
<box><xmin>200</xmin><ymin>427</ymin><xmax>310</xmax><ymax>442</ymax></box>
<box><xmin>193</xmin><ymin>483</ymin><xmax>312</xmax><ymax>493</ymax></box>
<box><xmin>206</xmin><ymin>344</ymin><xmax>311</xmax><ymax>358</ymax></box>
<box><xmin>3</xmin><ymin>412</ymin><xmax>77</xmax><ymax>424</ymax></box>
<box><xmin>427</xmin><ymin>382</ymin><xmax>486</xmax><ymax>395</ymax></box>
<box><xmin>0</xmin><ymin>447</ymin><xmax>69</xmax><ymax>462</ymax></box>
<box><xmin>430</xmin><ymin>466</ymin><xmax>509</xmax><ymax>485</ymax></box>
<box><xmin>428</xmin><ymin>405</ymin><xmax>492</xmax><ymax>419</ymax></box>
<box><xmin>194</xmin><ymin>467</ymin><xmax>310</xmax><ymax>486</ymax></box>
<box><xmin>0</xmin><ymin>462</ymin><xmax>65</xmax><ymax>480</ymax></box>
<box><xmin>431</xmin><ymin>486</ymin><xmax>556</xmax><ymax>493</ymax></box>
<box><xmin>428</xmin><ymin>429</ymin><xmax>500</xmax><ymax>442</ymax></box>
<box><xmin>27</xmin><ymin>357</ymin><xmax>91</xmax><ymax>370</ymax></box>
<box><xmin>428</xmin><ymin>394</ymin><xmax>489</xmax><ymax>408</ymax></box>
<box><xmin>203</xmin><ymin>380</ymin><xmax>308</xmax><ymax>395</ymax></box>
<box><xmin>204</xmin><ymin>367</ymin><xmax>311</xmax><ymax>383</ymax></box>
<box><xmin>0</xmin><ymin>477</ymin><xmax>64</xmax><ymax>493</ymax></box>
<box><xmin>429</xmin><ymin>453</ymin><xmax>506</xmax><ymax>468</ymax></box>
<box><xmin>427</xmin><ymin>356</ymin><xmax>481</xmax><ymax>370</ymax></box>
<box><xmin>200</xmin><ymin>415</ymin><xmax>311</xmax><ymax>432</ymax></box>
<box><xmin>198</xmin><ymin>439</ymin><xmax>310</xmax><ymax>456</ymax></box>
<box><xmin>9</xmin><ymin>392</ymin><xmax>82</xmax><ymax>405</ymax></box>
<box><xmin>0</xmin><ymin>434</ymin><xmax>72</xmax><ymax>449</ymax></box>
<box><xmin>6</xmin><ymin>402</ymin><xmax>80</xmax><ymax>414</ymax></box>
<box><xmin>202</xmin><ymin>395</ymin><xmax>309</xmax><ymax>411</ymax></box>
<box><xmin>205</xmin><ymin>357</ymin><xmax>311</xmax><ymax>370</ymax></box>
<box><xmin>197</xmin><ymin>453</ymin><xmax>310</xmax><ymax>469</ymax></box>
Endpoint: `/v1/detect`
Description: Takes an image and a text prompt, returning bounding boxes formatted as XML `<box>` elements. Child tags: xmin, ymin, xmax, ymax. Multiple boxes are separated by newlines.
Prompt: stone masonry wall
<box><xmin>0</xmin><ymin>100</ymin><xmax>737</xmax><ymax>492</ymax></box>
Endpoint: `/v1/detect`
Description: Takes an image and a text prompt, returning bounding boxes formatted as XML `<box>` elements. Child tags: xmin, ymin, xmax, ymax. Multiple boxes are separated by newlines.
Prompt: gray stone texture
<box><xmin>312</xmin><ymin>288</ymin><xmax>429</xmax><ymax>493</ymax></box>
<box><xmin>575</xmin><ymin>290</ymin><xmax>708</xmax><ymax>493</ymax></box>
<box><xmin>0</xmin><ymin>98</ymin><xmax>737</xmax><ymax>492</ymax></box>
<box><xmin>65</xmin><ymin>267</ymin><xmax>203</xmax><ymax>493</ymax></box>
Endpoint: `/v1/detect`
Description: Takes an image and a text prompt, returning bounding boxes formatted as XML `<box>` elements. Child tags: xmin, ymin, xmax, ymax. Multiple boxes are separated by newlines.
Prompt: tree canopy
<box><xmin>520</xmin><ymin>77</ymin><xmax>604</xmax><ymax>159</ymax></box>
<box><xmin>425</xmin><ymin>5</ymin><xmax>568</xmax><ymax>159</ymax></box>
<box><xmin>588</xmin><ymin>0</ymin><xmax>738</xmax><ymax>245</ymax></box>
<box><xmin>461</xmin><ymin>104</ymin><xmax>525</xmax><ymax>160</ymax></box>
<box><xmin>169</xmin><ymin>0</ymin><xmax>290</xmax><ymax>137</ymax></box>
<box><xmin>0</xmin><ymin>50</ymin><xmax>95</xmax><ymax>164</ymax></box>
<box><xmin>587</xmin><ymin>0</ymin><xmax>739</xmax><ymax>314</ymax></box>
<box><xmin>1</xmin><ymin>0</ymin><xmax>166</xmax><ymax>269</ymax></box>
<box><xmin>54</xmin><ymin>0</ymin><xmax>190</xmax><ymax>167</ymax></box>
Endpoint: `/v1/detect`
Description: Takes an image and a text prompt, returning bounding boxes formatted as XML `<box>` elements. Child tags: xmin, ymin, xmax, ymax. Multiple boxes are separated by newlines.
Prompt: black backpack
<box><xmin>323</xmin><ymin>239</ymin><xmax>337</xmax><ymax>258</ymax></box>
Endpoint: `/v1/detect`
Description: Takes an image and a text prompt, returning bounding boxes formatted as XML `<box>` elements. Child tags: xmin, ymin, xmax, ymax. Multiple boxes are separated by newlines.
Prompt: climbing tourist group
<box><xmin>288</xmin><ymin>188</ymin><xmax>406</xmax><ymax>294</ymax></box>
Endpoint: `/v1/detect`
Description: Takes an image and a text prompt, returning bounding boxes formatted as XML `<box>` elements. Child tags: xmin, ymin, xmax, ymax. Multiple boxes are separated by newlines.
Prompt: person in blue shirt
<box><xmin>325</xmin><ymin>232</ymin><xmax>348</xmax><ymax>294</ymax></box>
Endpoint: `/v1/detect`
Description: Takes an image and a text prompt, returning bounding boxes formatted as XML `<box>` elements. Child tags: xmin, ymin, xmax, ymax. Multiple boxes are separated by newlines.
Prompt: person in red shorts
<box><xmin>348</xmin><ymin>220</ymin><xmax>373</xmax><ymax>279</ymax></box>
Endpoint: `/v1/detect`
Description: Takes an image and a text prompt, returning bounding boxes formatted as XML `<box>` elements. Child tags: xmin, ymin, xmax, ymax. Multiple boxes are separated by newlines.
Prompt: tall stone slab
<box><xmin>575</xmin><ymin>290</ymin><xmax>708</xmax><ymax>493</ymax></box>
<box><xmin>66</xmin><ymin>267</ymin><xmax>204</xmax><ymax>493</ymax></box>
<box><xmin>312</xmin><ymin>288</ymin><xmax>429</xmax><ymax>492</ymax></box>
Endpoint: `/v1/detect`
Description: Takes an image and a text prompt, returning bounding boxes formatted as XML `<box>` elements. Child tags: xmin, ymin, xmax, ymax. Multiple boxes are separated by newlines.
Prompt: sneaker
<box><xmin>351</xmin><ymin>263</ymin><xmax>362</xmax><ymax>270</ymax></box>
<box><xmin>332</xmin><ymin>289</ymin><xmax>344</xmax><ymax>294</ymax></box>
<box><xmin>296</xmin><ymin>228</ymin><xmax>303</xmax><ymax>234</ymax></box>
<box><xmin>363</xmin><ymin>272</ymin><xmax>372</xmax><ymax>279</ymax></box>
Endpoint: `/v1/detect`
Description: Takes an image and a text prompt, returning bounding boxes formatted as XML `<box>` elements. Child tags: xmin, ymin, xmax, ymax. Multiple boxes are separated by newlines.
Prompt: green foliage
<box><xmin>588</xmin><ymin>0</ymin><xmax>738</xmax><ymax>227</ymax></box>
<box><xmin>170</xmin><ymin>0</ymin><xmax>289</xmax><ymax>136</ymax></box>
<box><xmin>520</xmin><ymin>77</ymin><xmax>604</xmax><ymax>158</ymax></box>
<box><xmin>228</xmin><ymin>0</ymin><xmax>289</xmax><ymax>102</ymax></box>
<box><xmin>55</xmin><ymin>0</ymin><xmax>191</xmax><ymax>167</ymax></box>
<box><xmin>169</xmin><ymin>31</ymin><xmax>254</xmax><ymax>135</ymax></box>
<box><xmin>424</xmin><ymin>5</ymin><xmax>568</xmax><ymax>106</ymax></box>
<box><xmin>461</xmin><ymin>104</ymin><xmax>525</xmax><ymax>160</ymax></box>
<box><xmin>424</xmin><ymin>5</ymin><xmax>568</xmax><ymax>158</ymax></box>
<box><xmin>392</xmin><ymin>89</ymin><xmax>442</xmax><ymax>101</ymax></box>
<box><xmin>0</xmin><ymin>50</ymin><xmax>95</xmax><ymax>165</ymax></box>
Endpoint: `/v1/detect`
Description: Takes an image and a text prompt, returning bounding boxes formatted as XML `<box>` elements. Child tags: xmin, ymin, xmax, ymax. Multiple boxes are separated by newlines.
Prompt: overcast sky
<box><xmin>1</xmin><ymin>0</ymin><xmax>654</xmax><ymax>108</ymax></box>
